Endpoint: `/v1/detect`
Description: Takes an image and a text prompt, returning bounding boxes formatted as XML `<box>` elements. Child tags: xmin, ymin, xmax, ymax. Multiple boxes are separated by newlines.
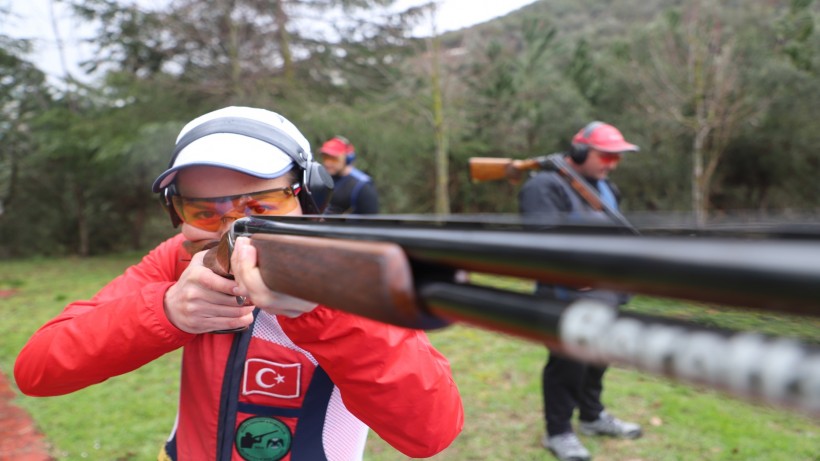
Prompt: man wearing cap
<box><xmin>519</xmin><ymin>121</ymin><xmax>643</xmax><ymax>461</ymax></box>
<box><xmin>15</xmin><ymin>107</ymin><xmax>463</xmax><ymax>461</ymax></box>
<box><xmin>318</xmin><ymin>136</ymin><xmax>379</xmax><ymax>214</ymax></box>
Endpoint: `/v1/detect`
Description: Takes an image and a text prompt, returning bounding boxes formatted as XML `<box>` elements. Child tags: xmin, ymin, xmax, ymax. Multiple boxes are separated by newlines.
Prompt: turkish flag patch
<box><xmin>242</xmin><ymin>358</ymin><xmax>302</xmax><ymax>399</ymax></box>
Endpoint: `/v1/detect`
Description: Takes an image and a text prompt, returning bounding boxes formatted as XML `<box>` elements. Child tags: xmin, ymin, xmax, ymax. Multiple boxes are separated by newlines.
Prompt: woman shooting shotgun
<box><xmin>14</xmin><ymin>106</ymin><xmax>464</xmax><ymax>461</ymax></box>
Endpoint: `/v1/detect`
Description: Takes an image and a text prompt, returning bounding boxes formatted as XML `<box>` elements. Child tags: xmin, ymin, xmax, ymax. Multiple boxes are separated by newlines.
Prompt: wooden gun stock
<box><xmin>204</xmin><ymin>233</ymin><xmax>429</xmax><ymax>328</ymax></box>
<box><xmin>468</xmin><ymin>157</ymin><xmax>542</xmax><ymax>184</ymax></box>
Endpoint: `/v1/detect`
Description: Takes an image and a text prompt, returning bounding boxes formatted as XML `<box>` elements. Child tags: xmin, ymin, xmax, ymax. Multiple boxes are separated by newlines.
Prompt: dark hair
<box><xmin>282</xmin><ymin>168</ymin><xmax>299</xmax><ymax>185</ymax></box>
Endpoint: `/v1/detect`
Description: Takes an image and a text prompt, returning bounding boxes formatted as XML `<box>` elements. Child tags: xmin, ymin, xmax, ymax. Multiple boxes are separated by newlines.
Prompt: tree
<box><xmin>453</xmin><ymin>17</ymin><xmax>592</xmax><ymax>212</ymax></box>
<box><xmin>395</xmin><ymin>1</ymin><xmax>452</xmax><ymax>214</ymax></box>
<box><xmin>0</xmin><ymin>29</ymin><xmax>49</xmax><ymax>201</ymax></box>
<box><xmin>428</xmin><ymin>20</ymin><xmax>450</xmax><ymax>214</ymax></box>
<box><xmin>625</xmin><ymin>2</ymin><xmax>766</xmax><ymax>225</ymax></box>
<box><xmin>713</xmin><ymin>0</ymin><xmax>819</xmax><ymax>215</ymax></box>
<box><xmin>69</xmin><ymin>0</ymin><xmax>426</xmax><ymax>103</ymax></box>
<box><xmin>69</xmin><ymin>0</ymin><xmax>170</xmax><ymax>77</ymax></box>
<box><xmin>0</xmin><ymin>31</ymin><xmax>49</xmax><ymax>231</ymax></box>
<box><xmin>773</xmin><ymin>0</ymin><xmax>817</xmax><ymax>73</ymax></box>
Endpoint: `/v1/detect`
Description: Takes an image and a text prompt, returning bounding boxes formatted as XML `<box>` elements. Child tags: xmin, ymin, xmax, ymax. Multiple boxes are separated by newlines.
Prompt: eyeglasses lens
<box><xmin>600</xmin><ymin>153</ymin><xmax>621</xmax><ymax>164</ymax></box>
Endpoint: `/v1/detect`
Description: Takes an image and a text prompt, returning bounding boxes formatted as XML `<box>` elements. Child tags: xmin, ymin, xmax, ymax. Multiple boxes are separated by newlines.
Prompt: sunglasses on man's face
<box><xmin>172</xmin><ymin>184</ymin><xmax>300</xmax><ymax>232</ymax></box>
<box><xmin>597</xmin><ymin>152</ymin><xmax>623</xmax><ymax>164</ymax></box>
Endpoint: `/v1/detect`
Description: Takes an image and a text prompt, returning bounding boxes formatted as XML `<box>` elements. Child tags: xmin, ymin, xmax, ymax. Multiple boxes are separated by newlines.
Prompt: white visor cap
<box><xmin>152</xmin><ymin>106</ymin><xmax>313</xmax><ymax>192</ymax></box>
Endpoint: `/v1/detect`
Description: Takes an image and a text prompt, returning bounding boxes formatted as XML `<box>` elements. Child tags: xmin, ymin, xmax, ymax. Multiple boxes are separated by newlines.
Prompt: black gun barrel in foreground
<box><xmin>205</xmin><ymin>215</ymin><xmax>820</xmax><ymax>417</ymax></box>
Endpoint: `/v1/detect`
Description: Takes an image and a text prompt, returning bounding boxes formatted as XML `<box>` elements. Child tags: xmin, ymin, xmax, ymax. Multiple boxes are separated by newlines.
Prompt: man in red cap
<box><xmin>519</xmin><ymin>121</ymin><xmax>642</xmax><ymax>461</ymax></box>
<box><xmin>319</xmin><ymin>136</ymin><xmax>380</xmax><ymax>214</ymax></box>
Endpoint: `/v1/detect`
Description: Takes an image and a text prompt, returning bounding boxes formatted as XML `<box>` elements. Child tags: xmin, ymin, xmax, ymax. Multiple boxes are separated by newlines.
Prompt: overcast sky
<box><xmin>5</xmin><ymin>0</ymin><xmax>538</xmax><ymax>82</ymax></box>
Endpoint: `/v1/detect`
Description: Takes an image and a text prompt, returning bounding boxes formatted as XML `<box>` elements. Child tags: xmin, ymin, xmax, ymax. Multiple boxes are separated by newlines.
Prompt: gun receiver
<box><xmin>201</xmin><ymin>215</ymin><xmax>820</xmax><ymax>416</ymax></box>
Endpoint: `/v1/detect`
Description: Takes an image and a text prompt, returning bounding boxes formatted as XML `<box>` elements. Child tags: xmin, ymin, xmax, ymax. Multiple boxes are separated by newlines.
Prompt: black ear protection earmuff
<box><xmin>569</xmin><ymin>121</ymin><xmax>603</xmax><ymax>165</ymax></box>
<box><xmin>332</xmin><ymin>135</ymin><xmax>356</xmax><ymax>165</ymax></box>
<box><xmin>160</xmin><ymin>183</ymin><xmax>183</xmax><ymax>228</ymax></box>
<box><xmin>159</xmin><ymin>116</ymin><xmax>334</xmax><ymax>226</ymax></box>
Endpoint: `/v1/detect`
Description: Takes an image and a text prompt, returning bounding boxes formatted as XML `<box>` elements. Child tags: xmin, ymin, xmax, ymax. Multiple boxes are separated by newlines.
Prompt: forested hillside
<box><xmin>439</xmin><ymin>0</ymin><xmax>819</xmax><ymax>217</ymax></box>
<box><xmin>1</xmin><ymin>0</ymin><xmax>818</xmax><ymax>257</ymax></box>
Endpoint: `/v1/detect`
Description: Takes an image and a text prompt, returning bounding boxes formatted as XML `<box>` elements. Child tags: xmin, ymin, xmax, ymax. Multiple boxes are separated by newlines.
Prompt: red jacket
<box><xmin>14</xmin><ymin>233</ymin><xmax>463</xmax><ymax>460</ymax></box>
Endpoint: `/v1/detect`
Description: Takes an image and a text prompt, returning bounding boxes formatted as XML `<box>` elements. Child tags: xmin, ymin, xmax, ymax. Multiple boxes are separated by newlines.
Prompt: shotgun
<box><xmin>202</xmin><ymin>215</ymin><xmax>820</xmax><ymax>416</ymax></box>
<box><xmin>469</xmin><ymin>153</ymin><xmax>637</xmax><ymax>232</ymax></box>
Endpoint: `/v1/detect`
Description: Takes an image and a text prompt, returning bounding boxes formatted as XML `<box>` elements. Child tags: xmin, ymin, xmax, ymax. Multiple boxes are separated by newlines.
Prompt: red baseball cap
<box><xmin>319</xmin><ymin>137</ymin><xmax>354</xmax><ymax>157</ymax></box>
<box><xmin>572</xmin><ymin>122</ymin><xmax>639</xmax><ymax>153</ymax></box>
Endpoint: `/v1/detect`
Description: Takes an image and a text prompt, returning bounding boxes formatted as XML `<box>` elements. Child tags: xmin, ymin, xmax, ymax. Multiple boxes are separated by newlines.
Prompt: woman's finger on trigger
<box><xmin>232</xmin><ymin>238</ymin><xmax>268</xmax><ymax>294</ymax></box>
<box><xmin>230</xmin><ymin>237</ymin><xmax>252</xmax><ymax>277</ymax></box>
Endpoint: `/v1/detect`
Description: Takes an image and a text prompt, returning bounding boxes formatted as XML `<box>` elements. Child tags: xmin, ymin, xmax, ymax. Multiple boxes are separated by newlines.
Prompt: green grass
<box><xmin>1</xmin><ymin>257</ymin><xmax>817</xmax><ymax>460</ymax></box>
<box><xmin>0</xmin><ymin>254</ymin><xmax>180</xmax><ymax>460</ymax></box>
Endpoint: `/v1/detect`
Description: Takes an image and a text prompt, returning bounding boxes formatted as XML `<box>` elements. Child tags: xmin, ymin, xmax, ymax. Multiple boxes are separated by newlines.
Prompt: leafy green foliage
<box><xmin>1</xmin><ymin>0</ymin><xmax>819</xmax><ymax>257</ymax></box>
<box><xmin>0</xmin><ymin>34</ymin><xmax>50</xmax><ymax>255</ymax></box>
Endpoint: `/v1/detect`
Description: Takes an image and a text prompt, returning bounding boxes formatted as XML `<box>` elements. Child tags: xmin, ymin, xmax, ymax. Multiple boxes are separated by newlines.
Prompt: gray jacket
<box><xmin>518</xmin><ymin>170</ymin><xmax>628</xmax><ymax>305</ymax></box>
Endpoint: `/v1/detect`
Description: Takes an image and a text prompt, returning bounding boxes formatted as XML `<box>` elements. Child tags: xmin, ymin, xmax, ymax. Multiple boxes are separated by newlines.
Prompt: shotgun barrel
<box><xmin>227</xmin><ymin>215</ymin><xmax>820</xmax><ymax>318</ymax></box>
<box><xmin>420</xmin><ymin>283</ymin><xmax>820</xmax><ymax>416</ymax></box>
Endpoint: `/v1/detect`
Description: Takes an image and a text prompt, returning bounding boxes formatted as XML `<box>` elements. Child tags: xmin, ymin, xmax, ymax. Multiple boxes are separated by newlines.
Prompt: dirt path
<box><xmin>0</xmin><ymin>370</ymin><xmax>52</xmax><ymax>460</ymax></box>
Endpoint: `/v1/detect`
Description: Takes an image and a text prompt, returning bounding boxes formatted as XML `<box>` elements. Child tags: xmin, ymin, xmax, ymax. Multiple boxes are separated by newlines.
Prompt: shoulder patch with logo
<box><xmin>235</xmin><ymin>416</ymin><xmax>292</xmax><ymax>461</ymax></box>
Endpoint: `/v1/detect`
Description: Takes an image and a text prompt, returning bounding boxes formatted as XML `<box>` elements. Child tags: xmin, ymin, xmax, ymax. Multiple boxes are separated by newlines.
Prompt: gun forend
<box><xmin>249</xmin><ymin>233</ymin><xmax>433</xmax><ymax>328</ymax></box>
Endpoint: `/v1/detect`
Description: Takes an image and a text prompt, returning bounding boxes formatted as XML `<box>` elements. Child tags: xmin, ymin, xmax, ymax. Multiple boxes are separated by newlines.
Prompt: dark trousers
<box><xmin>542</xmin><ymin>350</ymin><xmax>607</xmax><ymax>436</ymax></box>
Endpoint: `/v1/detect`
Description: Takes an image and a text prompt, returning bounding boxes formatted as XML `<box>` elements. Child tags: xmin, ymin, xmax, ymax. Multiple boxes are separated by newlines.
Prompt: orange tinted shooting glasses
<box><xmin>172</xmin><ymin>184</ymin><xmax>301</xmax><ymax>231</ymax></box>
<box><xmin>598</xmin><ymin>152</ymin><xmax>623</xmax><ymax>164</ymax></box>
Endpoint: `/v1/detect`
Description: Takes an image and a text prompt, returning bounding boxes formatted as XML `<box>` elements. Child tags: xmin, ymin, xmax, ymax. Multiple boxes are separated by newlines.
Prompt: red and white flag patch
<box><xmin>243</xmin><ymin>358</ymin><xmax>302</xmax><ymax>399</ymax></box>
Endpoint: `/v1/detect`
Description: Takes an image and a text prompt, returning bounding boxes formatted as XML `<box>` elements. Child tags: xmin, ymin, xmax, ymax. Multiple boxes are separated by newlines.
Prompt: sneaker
<box><xmin>579</xmin><ymin>411</ymin><xmax>642</xmax><ymax>439</ymax></box>
<box><xmin>542</xmin><ymin>432</ymin><xmax>591</xmax><ymax>461</ymax></box>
